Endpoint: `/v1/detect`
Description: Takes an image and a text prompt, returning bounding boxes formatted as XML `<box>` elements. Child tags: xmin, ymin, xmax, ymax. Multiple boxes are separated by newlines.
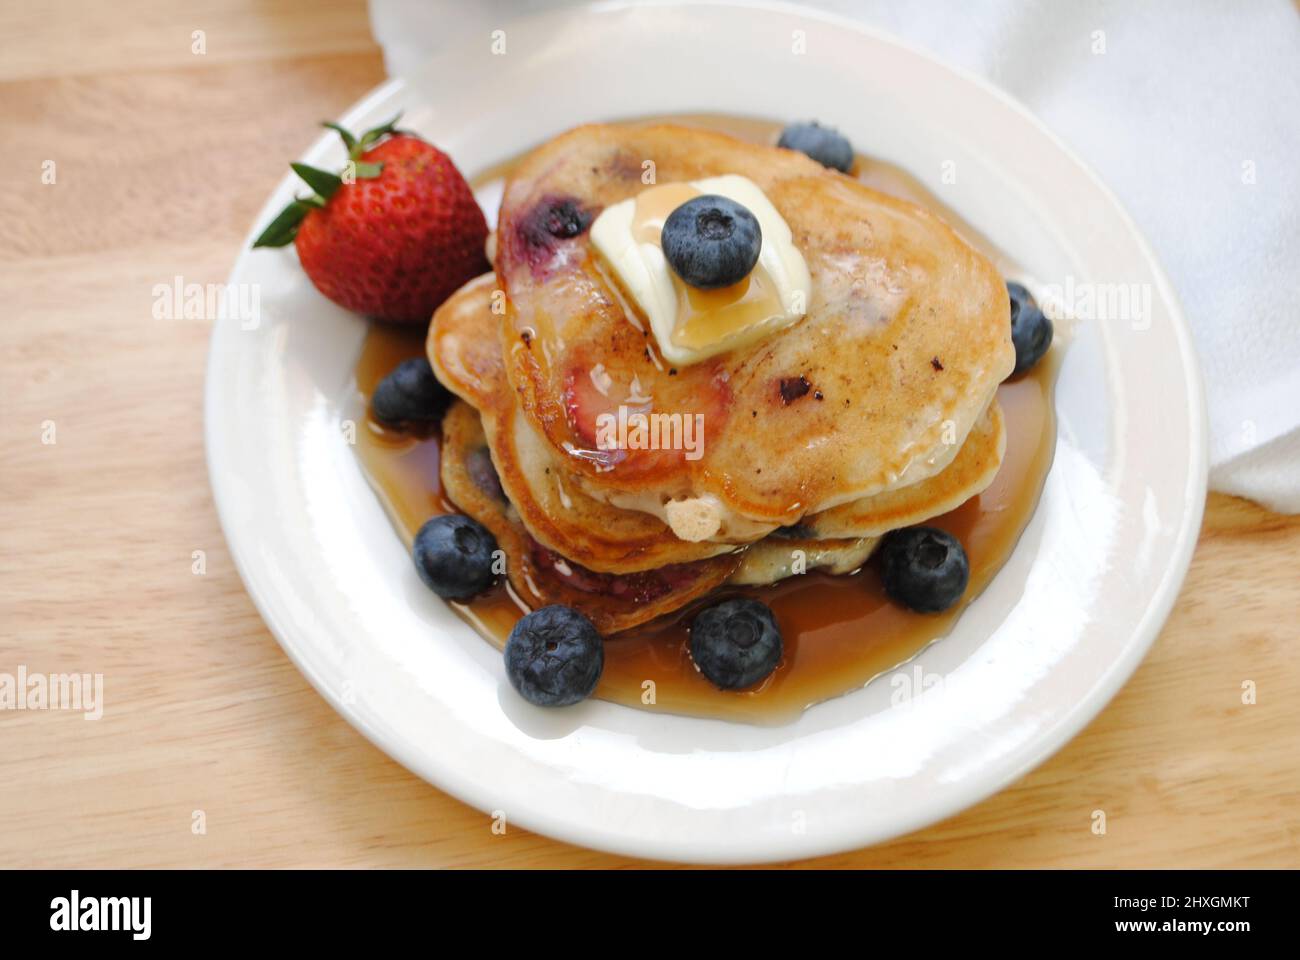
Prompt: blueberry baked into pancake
<box><xmin>348</xmin><ymin>117</ymin><xmax>1057</xmax><ymax>723</ymax></box>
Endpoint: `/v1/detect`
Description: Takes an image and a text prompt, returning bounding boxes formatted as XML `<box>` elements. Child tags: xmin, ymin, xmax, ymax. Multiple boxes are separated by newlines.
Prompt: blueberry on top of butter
<box><xmin>661</xmin><ymin>195</ymin><xmax>762</xmax><ymax>290</ymax></box>
<box><xmin>589</xmin><ymin>174</ymin><xmax>811</xmax><ymax>367</ymax></box>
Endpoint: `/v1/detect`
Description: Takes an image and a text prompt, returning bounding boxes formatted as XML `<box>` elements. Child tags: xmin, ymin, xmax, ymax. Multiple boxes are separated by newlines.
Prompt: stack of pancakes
<box><xmin>428</xmin><ymin>124</ymin><xmax>1014</xmax><ymax>633</ymax></box>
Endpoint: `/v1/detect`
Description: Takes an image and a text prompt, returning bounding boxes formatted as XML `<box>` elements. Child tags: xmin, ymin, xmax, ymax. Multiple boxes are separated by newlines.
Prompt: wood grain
<box><xmin>2</xmin><ymin>0</ymin><xmax>1297</xmax><ymax>869</ymax></box>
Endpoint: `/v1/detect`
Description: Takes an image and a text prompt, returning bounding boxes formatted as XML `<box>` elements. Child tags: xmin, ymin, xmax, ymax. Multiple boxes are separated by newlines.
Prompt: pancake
<box><xmin>430</xmin><ymin>274</ymin><xmax>771</xmax><ymax>573</ymax></box>
<box><xmin>806</xmin><ymin>399</ymin><xmax>1006</xmax><ymax>538</ymax></box>
<box><xmin>442</xmin><ymin>397</ymin><xmax>875</xmax><ymax>625</ymax></box>
<box><xmin>439</xmin><ymin>399</ymin><xmax>741</xmax><ymax>633</ymax></box>
<box><xmin>431</xmin><ymin>273</ymin><xmax>1003</xmax><ymax>570</ymax></box>
<box><xmin>495</xmin><ymin>123</ymin><xmax>1015</xmax><ymax>536</ymax></box>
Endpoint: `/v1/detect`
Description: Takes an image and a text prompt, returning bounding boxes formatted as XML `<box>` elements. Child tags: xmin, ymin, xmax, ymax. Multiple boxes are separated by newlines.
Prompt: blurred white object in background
<box><xmin>369</xmin><ymin>0</ymin><xmax>1300</xmax><ymax>512</ymax></box>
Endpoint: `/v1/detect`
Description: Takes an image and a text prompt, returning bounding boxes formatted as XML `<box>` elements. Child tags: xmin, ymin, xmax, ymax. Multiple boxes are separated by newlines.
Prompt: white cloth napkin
<box><xmin>369</xmin><ymin>0</ymin><xmax>1300</xmax><ymax>512</ymax></box>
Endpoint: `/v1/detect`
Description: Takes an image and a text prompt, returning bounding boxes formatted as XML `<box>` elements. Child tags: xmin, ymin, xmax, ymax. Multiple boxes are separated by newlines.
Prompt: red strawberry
<box><xmin>253</xmin><ymin>116</ymin><xmax>489</xmax><ymax>324</ymax></box>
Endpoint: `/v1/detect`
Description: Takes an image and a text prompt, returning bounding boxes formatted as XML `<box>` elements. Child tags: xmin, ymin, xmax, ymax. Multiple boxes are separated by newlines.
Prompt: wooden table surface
<box><xmin>2</xmin><ymin>0</ymin><xmax>1297</xmax><ymax>869</ymax></box>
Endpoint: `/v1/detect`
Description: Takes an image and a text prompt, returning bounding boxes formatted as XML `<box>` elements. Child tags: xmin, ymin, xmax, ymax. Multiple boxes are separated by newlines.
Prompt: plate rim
<box><xmin>205</xmin><ymin>1</ymin><xmax>1208</xmax><ymax>863</ymax></box>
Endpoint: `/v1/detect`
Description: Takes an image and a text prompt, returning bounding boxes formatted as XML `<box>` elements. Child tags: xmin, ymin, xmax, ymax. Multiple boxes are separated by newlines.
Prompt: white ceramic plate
<box><xmin>206</xmin><ymin>2</ymin><xmax>1206</xmax><ymax>862</ymax></box>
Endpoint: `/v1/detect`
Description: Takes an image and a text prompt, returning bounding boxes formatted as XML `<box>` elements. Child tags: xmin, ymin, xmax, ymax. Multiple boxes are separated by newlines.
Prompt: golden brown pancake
<box><xmin>443</xmin><ymin>397</ymin><xmax>880</xmax><ymax>596</ymax></box>
<box><xmin>495</xmin><ymin>123</ymin><xmax>1015</xmax><ymax>532</ymax></box>
<box><xmin>443</xmin><ymin>396</ymin><xmax>875</xmax><ymax>620</ymax></box>
<box><xmin>431</xmin><ymin>273</ymin><xmax>1004</xmax><ymax>571</ymax></box>
<box><xmin>430</xmin><ymin>274</ymin><xmax>765</xmax><ymax>573</ymax></box>
<box><xmin>439</xmin><ymin>399</ymin><xmax>739</xmax><ymax>633</ymax></box>
<box><xmin>806</xmin><ymin>400</ymin><xmax>1006</xmax><ymax>538</ymax></box>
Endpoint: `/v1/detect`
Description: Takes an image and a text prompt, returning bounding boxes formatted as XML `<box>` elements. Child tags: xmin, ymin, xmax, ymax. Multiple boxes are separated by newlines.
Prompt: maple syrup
<box><xmin>630</xmin><ymin>181</ymin><xmax>699</xmax><ymax>244</ymax></box>
<box><xmin>617</xmin><ymin>178</ymin><xmax>798</xmax><ymax>360</ymax></box>
<box><xmin>629</xmin><ymin>181</ymin><xmax>789</xmax><ymax>352</ymax></box>
<box><xmin>351</xmin><ymin>116</ymin><xmax>1059</xmax><ymax>724</ymax></box>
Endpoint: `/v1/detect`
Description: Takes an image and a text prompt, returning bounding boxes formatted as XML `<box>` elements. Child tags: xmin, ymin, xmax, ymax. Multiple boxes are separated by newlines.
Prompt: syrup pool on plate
<box><xmin>351</xmin><ymin>115</ymin><xmax>1060</xmax><ymax>724</ymax></box>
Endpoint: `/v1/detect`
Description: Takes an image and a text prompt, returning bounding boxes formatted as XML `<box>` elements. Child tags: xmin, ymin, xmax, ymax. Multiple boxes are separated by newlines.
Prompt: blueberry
<box><xmin>661</xmin><ymin>195</ymin><xmax>762</xmax><ymax>290</ymax></box>
<box><xmin>412</xmin><ymin>514</ymin><xmax>499</xmax><ymax>600</ymax></box>
<box><xmin>372</xmin><ymin>357</ymin><xmax>449</xmax><ymax>424</ymax></box>
<box><xmin>689</xmin><ymin>597</ymin><xmax>783</xmax><ymax>690</ymax></box>
<box><xmin>540</xmin><ymin>198</ymin><xmax>591</xmax><ymax>239</ymax></box>
<box><xmin>879</xmin><ymin>526</ymin><xmax>969</xmax><ymax>613</ymax></box>
<box><xmin>517</xmin><ymin>195</ymin><xmax>593</xmax><ymax>257</ymax></box>
<box><xmin>467</xmin><ymin>446</ymin><xmax>506</xmax><ymax>503</ymax></box>
<box><xmin>1006</xmin><ymin>281</ymin><xmax>1053</xmax><ymax>377</ymax></box>
<box><xmin>504</xmin><ymin>605</ymin><xmax>604</xmax><ymax>706</ymax></box>
<box><xmin>777</xmin><ymin>121</ymin><xmax>854</xmax><ymax>173</ymax></box>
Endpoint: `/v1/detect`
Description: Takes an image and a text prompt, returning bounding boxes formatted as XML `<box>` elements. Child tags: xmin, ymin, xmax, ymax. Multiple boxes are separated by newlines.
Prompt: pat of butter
<box><xmin>590</xmin><ymin>174</ymin><xmax>811</xmax><ymax>366</ymax></box>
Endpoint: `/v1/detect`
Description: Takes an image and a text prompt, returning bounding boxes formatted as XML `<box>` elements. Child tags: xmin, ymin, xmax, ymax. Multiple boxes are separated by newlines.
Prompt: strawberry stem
<box><xmin>353</xmin><ymin>113</ymin><xmax>403</xmax><ymax>159</ymax></box>
<box><xmin>252</xmin><ymin>114</ymin><xmax>406</xmax><ymax>251</ymax></box>
<box><xmin>321</xmin><ymin>121</ymin><xmax>357</xmax><ymax>153</ymax></box>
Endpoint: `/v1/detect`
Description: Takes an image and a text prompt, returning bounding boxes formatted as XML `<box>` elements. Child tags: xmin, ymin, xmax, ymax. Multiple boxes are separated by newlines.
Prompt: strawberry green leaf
<box><xmin>321</xmin><ymin>121</ymin><xmax>357</xmax><ymax>152</ymax></box>
<box><xmin>251</xmin><ymin>199</ymin><xmax>313</xmax><ymax>248</ymax></box>
<box><xmin>290</xmin><ymin>162</ymin><xmax>342</xmax><ymax>201</ymax></box>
